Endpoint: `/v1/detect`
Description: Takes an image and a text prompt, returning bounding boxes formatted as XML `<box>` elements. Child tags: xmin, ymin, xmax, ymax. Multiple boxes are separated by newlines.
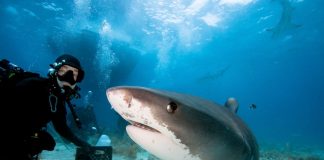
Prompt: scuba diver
<box><xmin>0</xmin><ymin>54</ymin><xmax>91</xmax><ymax>160</ymax></box>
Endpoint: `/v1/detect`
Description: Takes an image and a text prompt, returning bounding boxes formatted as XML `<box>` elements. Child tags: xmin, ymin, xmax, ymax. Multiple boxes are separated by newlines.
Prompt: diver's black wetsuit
<box><xmin>1</xmin><ymin>76</ymin><xmax>88</xmax><ymax>159</ymax></box>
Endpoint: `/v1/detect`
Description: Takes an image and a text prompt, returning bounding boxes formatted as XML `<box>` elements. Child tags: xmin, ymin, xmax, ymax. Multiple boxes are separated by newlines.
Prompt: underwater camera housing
<box><xmin>75</xmin><ymin>134</ymin><xmax>112</xmax><ymax>160</ymax></box>
<box><xmin>75</xmin><ymin>146</ymin><xmax>112</xmax><ymax>160</ymax></box>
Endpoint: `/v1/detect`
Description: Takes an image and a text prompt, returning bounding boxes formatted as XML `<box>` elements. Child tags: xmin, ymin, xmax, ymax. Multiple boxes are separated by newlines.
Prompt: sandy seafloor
<box><xmin>39</xmin><ymin>140</ymin><xmax>324</xmax><ymax>160</ymax></box>
<box><xmin>37</xmin><ymin>125</ymin><xmax>324</xmax><ymax>160</ymax></box>
<box><xmin>39</xmin><ymin>146</ymin><xmax>324</xmax><ymax>160</ymax></box>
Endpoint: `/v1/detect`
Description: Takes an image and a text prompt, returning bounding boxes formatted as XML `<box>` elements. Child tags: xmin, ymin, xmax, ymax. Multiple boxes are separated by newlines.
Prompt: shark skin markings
<box><xmin>106</xmin><ymin>86</ymin><xmax>259</xmax><ymax>160</ymax></box>
<box><xmin>267</xmin><ymin>0</ymin><xmax>302</xmax><ymax>38</ymax></box>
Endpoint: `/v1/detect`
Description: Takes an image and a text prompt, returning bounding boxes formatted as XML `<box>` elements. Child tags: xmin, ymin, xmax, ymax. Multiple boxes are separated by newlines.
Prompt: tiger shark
<box><xmin>267</xmin><ymin>0</ymin><xmax>301</xmax><ymax>38</ymax></box>
<box><xmin>106</xmin><ymin>86</ymin><xmax>259</xmax><ymax>160</ymax></box>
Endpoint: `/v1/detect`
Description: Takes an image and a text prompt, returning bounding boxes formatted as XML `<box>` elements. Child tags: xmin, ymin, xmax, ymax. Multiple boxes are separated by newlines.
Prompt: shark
<box><xmin>267</xmin><ymin>0</ymin><xmax>302</xmax><ymax>38</ymax></box>
<box><xmin>106</xmin><ymin>86</ymin><xmax>259</xmax><ymax>160</ymax></box>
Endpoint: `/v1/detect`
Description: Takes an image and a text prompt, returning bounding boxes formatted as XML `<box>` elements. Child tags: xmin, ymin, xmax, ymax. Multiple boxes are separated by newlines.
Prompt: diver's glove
<box><xmin>69</xmin><ymin>134</ymin><xmax>92</xmax><ymax>151</ymax></box>
<box><xmin>78</xmin><ymin>141</ymin><xmax>92</xmax><ymax>152</ymax></box>
<box><xmin>75</xmin><ymin>141</ymin><xmax>93</xmax><ymax>160</ymax></box>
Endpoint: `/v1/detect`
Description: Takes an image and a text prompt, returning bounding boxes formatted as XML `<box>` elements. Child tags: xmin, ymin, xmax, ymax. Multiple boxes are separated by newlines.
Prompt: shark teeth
<box><xmin>129</xmin><ymin>120</ymin><xmax>160</xmax><ymax>133</ymax></box>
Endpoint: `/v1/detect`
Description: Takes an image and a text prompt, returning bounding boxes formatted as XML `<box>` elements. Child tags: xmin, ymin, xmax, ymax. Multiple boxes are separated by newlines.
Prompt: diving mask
<box><xmin>58</xmin><ymin>70</ymin><xmax>76</xmax><ymax>86</ymax></box>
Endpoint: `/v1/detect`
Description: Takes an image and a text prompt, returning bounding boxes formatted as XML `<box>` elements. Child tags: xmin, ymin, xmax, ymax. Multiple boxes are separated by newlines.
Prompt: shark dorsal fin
<box><xmin>224</xmin><ymin>97</ymin><xmax>239</xmax><ymax>113</ymax></box>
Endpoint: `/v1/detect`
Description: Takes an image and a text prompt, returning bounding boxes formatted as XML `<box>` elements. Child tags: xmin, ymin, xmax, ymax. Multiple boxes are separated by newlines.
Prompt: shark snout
<box><xmin>106</xmin><ymin>87</ymin><xmax>134</xmax><ymax>111</ymax></box>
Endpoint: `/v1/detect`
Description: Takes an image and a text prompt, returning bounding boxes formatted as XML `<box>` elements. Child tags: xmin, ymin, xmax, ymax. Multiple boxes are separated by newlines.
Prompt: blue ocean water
<box><xmin>1</xmin><ymin>0</ymin><xmax>323</xmax><ymax>159</ymax></box>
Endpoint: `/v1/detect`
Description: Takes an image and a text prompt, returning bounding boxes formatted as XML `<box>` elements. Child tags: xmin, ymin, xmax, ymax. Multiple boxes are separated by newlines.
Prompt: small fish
<box><xmin>250</xmin><ymin>104</ymin><xmax>257</xmax><ymax>110</ymax></box>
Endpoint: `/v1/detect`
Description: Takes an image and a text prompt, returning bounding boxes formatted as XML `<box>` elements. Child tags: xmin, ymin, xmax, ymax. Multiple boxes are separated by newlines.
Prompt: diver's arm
<box><xmin>52</xmin><ymin>112</ymin><xmax>90</xmax><ymax>148</ymax></box>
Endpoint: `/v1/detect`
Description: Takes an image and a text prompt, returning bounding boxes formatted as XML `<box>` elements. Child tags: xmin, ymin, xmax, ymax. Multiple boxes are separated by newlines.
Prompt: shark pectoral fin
<box><xmin>265</xmin><ymin>27</ymin><xmax>274</xmax><ymax>33</ymax></box>
<box><xmin>284</xmin><ymin>23</ymin><xmax>302</xmax><ymax>32</ymax></box>
<box><xmin>291</xmin><ymin>23</ymin><xmax>302</xmax><ymax>29</ymax></box>
<box><xmin>224</xmin><ymin>97</ymin><xmax>239</xmax><ymax>113</ymax></box>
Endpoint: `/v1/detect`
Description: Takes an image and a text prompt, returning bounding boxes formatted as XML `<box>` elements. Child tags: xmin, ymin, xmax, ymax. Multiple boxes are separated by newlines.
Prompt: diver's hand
<box><xmin>78</xmin><ymin>141</ymin><xmax>92</xmax><ymax>152</ymax></box>
<box><xmin>76</xmin><ymin>142</ymin><xmax>92</xmax><ymax>160</ymax></box>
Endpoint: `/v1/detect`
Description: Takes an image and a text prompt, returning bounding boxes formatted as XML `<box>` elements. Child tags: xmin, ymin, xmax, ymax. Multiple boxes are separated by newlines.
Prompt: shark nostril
<box><xmin>123</xmin><ymin>95</ymin><xmax>133</xmax><ymax>108</ymax></box>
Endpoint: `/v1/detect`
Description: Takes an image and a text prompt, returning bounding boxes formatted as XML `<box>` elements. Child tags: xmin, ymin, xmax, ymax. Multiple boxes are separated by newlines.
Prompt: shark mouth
<box><xmin>124</xmin><ymin>115</ymin><xmax>199</xmax><ymax>160</ymax></box>
<box><xmin>128</xmin><ymin>120</ymin><xmax>159</xmax><ymax>133</ymax></box>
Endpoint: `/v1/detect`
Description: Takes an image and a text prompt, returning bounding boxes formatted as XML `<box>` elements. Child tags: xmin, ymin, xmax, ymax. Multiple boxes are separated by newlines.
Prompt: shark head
<box><xmin>106</xmin><ymin>86</ymin><xmax>259</xmax><ymax>160</ymax></box>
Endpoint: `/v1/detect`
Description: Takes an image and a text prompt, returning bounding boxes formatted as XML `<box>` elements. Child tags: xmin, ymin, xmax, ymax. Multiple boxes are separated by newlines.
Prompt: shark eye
<box><xmin>167</xmin><ymin>102</ymin><xmax>177</xmax><ymax>113</ymax></box>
